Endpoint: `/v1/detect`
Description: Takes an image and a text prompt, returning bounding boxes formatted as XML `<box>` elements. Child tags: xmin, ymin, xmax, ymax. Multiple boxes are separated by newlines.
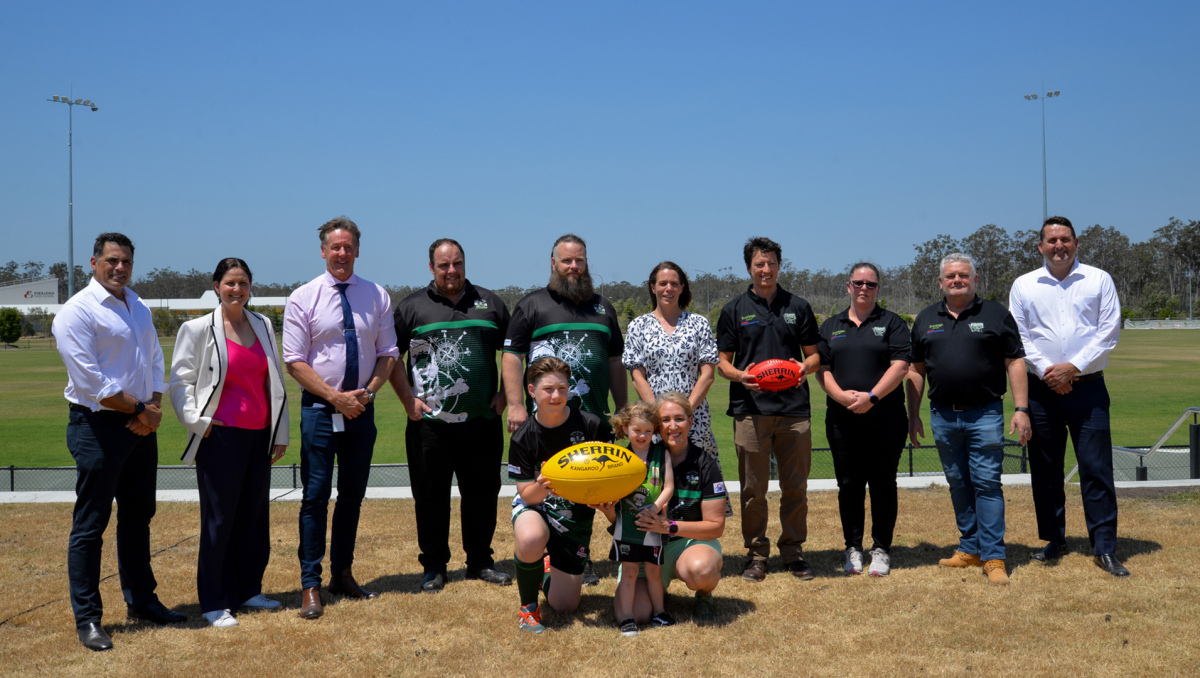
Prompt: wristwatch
<box><xmin>134</xmin><ymin>401</ymin><xmax>146</xmax><ymax>415</ymax></box>
<box><xmin>363</xmin><ymin>387</ymin><xmax>376</xmax><ymax>403</ymax></box>
<box><xmin>1014</xmin><ymin>406</ymin><xmax>1031</xmax><ymax>414</ymax></box>
<box><xmin>868</xmin><ymin>391</ymin><xmax>879</xmax><ymax>405</ymax></box>
<box><xmin>668</xmin><ymin>521</ymin><xmax>678</xmax><ymax>535</ymax></box>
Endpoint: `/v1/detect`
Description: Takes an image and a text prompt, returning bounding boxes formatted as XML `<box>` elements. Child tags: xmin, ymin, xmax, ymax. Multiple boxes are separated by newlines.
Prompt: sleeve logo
<box><xmin>507</xmin><ymin>464</ymin><xmax>521</xmax><ymax>474</ymax></box>
<box><xmin>504</xmin><ymin>339</ymin><xmax>512</xmax><ymax>346</ymax></box>
<box><xmin>713</xmin><ymin>482</ymin><xmax>726</xmax><ymax>494</ymax></box>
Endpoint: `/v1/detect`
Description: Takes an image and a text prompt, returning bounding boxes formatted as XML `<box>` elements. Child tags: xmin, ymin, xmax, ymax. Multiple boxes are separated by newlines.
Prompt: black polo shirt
<box><xmin>504</xmin><ymin>287</ymin><xmax>624</xmax><ymax>417</ymax></box>
<box><xmin>909</xmin><ymin>296</ymin><xmax>1025</xmax><ymax>407</ymax></box>
<box><xmin>716</xmin><ymin>285</ymin><xmax>820</xmax><ymax>417</ymax></box>
<box><xmin>818</xmin><ymin>305</ymin><xmax>910</xmax><ymax>423</ymax></box>
<box><xmin>393</xmin><ymin>280</ymin><xmax>510</xmax><ymax>423</ymax></box>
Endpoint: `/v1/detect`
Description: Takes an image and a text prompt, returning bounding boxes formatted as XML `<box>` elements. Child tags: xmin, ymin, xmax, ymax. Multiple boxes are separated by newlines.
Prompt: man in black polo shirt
<box><xmin>717</xmin><ymin>236</ymin><xmax>821</xmax><ymax>582</ymax></box>
<box><xmin>502</xmin><ymin>233</ymin><xmax>627</xmax><ymax>585</ymax></box>
<box><xmin>390</xmin><ymin>238</ymin><xmax>512</xmax><ymax>592</ymax></box>
<box><xmin>906</xmin><ymin>252</ymin><xmax>1032</xmax><ymax>586</ymax></box>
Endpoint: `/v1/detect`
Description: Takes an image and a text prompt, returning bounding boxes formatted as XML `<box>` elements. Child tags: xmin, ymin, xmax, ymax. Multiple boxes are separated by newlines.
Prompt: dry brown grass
<box><xmin>2</xmin><ymin>486</ymin><xmax>1199</xmax><ymax>677</ymax></box>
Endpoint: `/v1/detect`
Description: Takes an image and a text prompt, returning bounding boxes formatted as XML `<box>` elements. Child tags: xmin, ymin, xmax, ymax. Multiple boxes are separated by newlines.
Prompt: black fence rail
<box><xmin>3</xmin><ymin>441</ymin><xmax>1196</xmax><ymax>493</ymax></box>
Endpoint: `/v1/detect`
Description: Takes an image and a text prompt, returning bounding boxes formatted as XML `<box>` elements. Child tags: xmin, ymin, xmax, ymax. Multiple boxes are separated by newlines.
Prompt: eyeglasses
<box><xmin>849</xmin><ymin>280</ymin><xmax>879</xmax><ymax>290</ymax></box>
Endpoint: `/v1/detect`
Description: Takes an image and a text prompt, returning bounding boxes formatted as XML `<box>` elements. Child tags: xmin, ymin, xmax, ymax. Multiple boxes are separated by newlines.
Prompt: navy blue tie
<box><xmin>335</xmin><ymin>283</ymin><xmax>359</xmax><ymax>391</ymax></box>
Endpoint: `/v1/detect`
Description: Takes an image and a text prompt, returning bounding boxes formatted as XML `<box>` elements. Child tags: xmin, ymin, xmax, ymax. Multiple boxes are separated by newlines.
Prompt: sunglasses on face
<box><xmin>849</xmin><ymin>280</ymin><xmax>879</xmax><ymax>290</ymax></box>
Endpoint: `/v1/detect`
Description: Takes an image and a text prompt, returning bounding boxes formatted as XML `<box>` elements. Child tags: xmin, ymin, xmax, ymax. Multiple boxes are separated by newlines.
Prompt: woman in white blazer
<box><xmin>169</xmin><ymin>258</ymin><xmax>288</xmax><ymax>628</ymax></box>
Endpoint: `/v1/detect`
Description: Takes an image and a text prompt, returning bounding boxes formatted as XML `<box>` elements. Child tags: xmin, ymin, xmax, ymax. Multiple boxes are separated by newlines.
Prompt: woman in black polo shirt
<box><xmin>815</xmin><ymin>263</ymin><xmax>910</xmax><ymax>577</ymax></box>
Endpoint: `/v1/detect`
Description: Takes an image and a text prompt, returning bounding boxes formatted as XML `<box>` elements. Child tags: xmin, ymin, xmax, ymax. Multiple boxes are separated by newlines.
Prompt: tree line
<box><xmin>3</xmin><ymin>218</ymin><xmax>1196</xmax><ymax>339</ymax></box>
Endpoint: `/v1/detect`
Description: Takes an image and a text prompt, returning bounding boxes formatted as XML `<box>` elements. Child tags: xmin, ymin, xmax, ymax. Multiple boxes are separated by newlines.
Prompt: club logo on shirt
<box><xmin>970</xmin><ymin>322</ymin><xmax>984</xmax><ymax>333</ymax></box>
<box><xmin>927</xmin><ymin>323</ymin><xmax>944</xmax><ymax>334</ymax></box>
<box><xmin>740</xmin><ymin>314</ymin><xmax>758</xmax><ymax>327</ymax></box>
<box><xmin>831</xmin><ymin>329</ymin><xmax>846</xmax><ymax>341</ymax></box>
<box><xmin>873</xmin><ymin>327</ymin><xmax>886</xmax><ymax>337</ymax></box>
<box><xmin>686</xmin><ymin>470</ymin><xmax>700</xmax><ymax>486</ymax></box>
<box><xmin>783</xmin><ymin>313</ymin><xmax>796</xmax><ymax>325</ymax></box>
<box><xmin>569</xmin><ymin>430</ymin><xmax>587</xmax><ymax>444</ymax></box>
<box><xmin>474</xmin><ymin>299</ymin><xmax>488</xmax><ymax>309</ymax></box>
<box><xmin>594</xmin><ymin>304</ymin><xmax>606</xmax><ymax>314</ymax></box>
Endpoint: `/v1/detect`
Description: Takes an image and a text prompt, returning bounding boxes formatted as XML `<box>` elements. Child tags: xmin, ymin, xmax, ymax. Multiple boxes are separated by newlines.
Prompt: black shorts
<box><xmin>609</xmin><ymin>539</ymin><xmax>664</xmax><ymax>566</ymax></box>
<box><xmin>512</xmin><ymin>498</ymin><xmax>591</xmax><ymax>576</ymax></box>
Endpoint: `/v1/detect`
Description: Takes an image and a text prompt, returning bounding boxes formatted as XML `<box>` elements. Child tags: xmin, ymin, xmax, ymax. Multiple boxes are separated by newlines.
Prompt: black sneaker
<box><xmin>582</xmin><ymin>559</ymin><xmax>600</xmax><ymax>586</ymax></box>
<box><xmin>650</xmin><ymin>611</ymin><xmax>676</xmax><ymax>628</ymax></box>
<box><xmin>618</xmin><ymin>617</ymin><xmax>638</xmax><ymax>637</ymax></box>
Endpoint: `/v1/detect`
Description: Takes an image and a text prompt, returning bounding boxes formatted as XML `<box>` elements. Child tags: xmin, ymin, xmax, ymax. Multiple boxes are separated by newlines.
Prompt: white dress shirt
<box><xmin>1008</xmin><ymin>259</ymin><xmax>1121</xmax><ymax>378</ymax></box>
<box><xmin>52</xmin><ymin>277</ymin><xmax>168</xmax><ymax>410</ymax></box>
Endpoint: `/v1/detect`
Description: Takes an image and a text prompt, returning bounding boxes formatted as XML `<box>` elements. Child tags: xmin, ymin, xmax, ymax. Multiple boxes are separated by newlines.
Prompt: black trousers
<box><xmin>826</xmin><ymin>413</ymin><xmax>907</xmax><ymax>552</ymax></box>
<box><xmin>195</xmin><ymin>426</ymin><xmax>272</xmax><ymax>613</ymax></box>
<box><xmin>405</xmin><ymin>416</ymin><xmax>504</xmax><ymax>572</ymax></box>
<box><xmin>66</xmin><ymin>408</ymin><xmax>160</xmax><ymax>627</ymax></box>
<box><xmin>1028</xmin><ymin>376</ymin><xmax>1119</xmax><ymax>554</ymax></box>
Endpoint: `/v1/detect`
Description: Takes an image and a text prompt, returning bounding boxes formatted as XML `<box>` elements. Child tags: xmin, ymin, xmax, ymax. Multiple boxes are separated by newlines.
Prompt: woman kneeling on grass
<box><xmin>601</xmin><ymin>392</ymin><xmax>727</xmax><ymax>624</ymax></box>
<box><xmin>594</xmin><ymin>401</ymin><xmax>675</xmax><ymax>637</ymax></box>
<box><xmin>508</xmin><ymin>356</ymin><xmax>613</xmax><ymax>634</ymax></box>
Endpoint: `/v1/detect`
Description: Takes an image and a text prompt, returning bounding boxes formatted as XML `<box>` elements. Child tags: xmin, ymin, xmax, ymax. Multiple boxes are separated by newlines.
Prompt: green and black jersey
<box><xmin>504</xmin><ymin>287</ymin><xmax>624</xmax><ymax>417</ymax></box>
<box><xmin>613</xmin><ymin>443</ymin><xmax>668</xmax><ymax>547</ymax></box>
<box><xmin>508</xmin><ymin>407</ymin><xmax>614</xmax><ymax>544</ymax></box>
<box><xmin>393</xmin><ymin>280</ymin><xmax>510</xmax><ymax>423</ymax></box>
<box><xmin>666</xmin><ymin>442</ymin><xmax>728</xmax><ymax>539</ymax></box>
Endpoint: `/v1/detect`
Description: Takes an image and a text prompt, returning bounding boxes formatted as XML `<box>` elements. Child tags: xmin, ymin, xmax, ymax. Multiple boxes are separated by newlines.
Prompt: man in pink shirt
<box><xmin>283</xmin><ymin>216</ymin><xmax>399</xmax><ymax>619</ymax></box>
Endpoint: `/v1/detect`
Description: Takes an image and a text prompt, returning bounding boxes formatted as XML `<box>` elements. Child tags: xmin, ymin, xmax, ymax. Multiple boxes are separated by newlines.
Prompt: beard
<box><xmin>549</xmin><ymin>269</ymin><xmax>595</xmax><ymax>304</ymax></box>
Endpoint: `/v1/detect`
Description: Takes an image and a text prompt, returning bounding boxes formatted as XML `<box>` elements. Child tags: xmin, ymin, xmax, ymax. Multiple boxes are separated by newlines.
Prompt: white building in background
<box><xmin>1</xmin><ymin>278</ymin><xmax>289</xmax><ymax>315</ymax></box>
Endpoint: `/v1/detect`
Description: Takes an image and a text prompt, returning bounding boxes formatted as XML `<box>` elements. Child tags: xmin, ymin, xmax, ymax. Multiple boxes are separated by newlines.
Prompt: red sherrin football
<box><xmin>747</xmin><ymin>359</ymin><xmax>802</xmax><ymax>392</ymax></box>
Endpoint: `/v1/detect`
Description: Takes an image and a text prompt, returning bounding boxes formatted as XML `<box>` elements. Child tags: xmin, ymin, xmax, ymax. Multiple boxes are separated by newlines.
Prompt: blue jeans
<box><xmin>298</xmin><ymin>397</ymin><xmax>376</xmax><ymax>589</ymax></box>
<box><xmin>930</xmin><ymin>401</ymin><xmax>1006</xmax><ymax>561</ymax></box>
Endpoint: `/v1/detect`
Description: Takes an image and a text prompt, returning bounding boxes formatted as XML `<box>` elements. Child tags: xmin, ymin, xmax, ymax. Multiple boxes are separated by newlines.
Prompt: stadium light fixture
<box><xmin>45</xmin><ymin>89</ymin><xmax>100</xmax><ymax>301</ymax></box>
<box><xmin>1024</xmin><ymin>84</ymin><xmax>1061</xmax><ymax>221</ymax></box>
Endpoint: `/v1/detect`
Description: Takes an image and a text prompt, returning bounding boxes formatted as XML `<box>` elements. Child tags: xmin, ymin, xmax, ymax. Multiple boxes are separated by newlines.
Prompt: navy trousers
<box><xmin>195</xmin><ymin>426</ymin><xmax>272</xmax><ymax>613</ymax></box>
<box><xmin>66</xmin><ymin>408</ymin><xmax>160</xmax><ymax>627</ymax></box>
<box><xmin>406</xmin><ymin>415</ymin><xmax>504</xmax><ymax>572</ymax></box>
<box><xmin>1027</xmin><ymin>376</ymin><xmax>1119</xmax><ymax>555</ymax></box>
<box><xmin>297</xmin><ymin>394</ymin><xmax>376</xmax><ymax>589</ymax></box>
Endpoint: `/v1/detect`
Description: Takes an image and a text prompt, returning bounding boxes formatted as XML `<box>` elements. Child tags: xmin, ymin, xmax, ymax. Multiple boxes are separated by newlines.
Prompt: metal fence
<box><xmin>9</xmin><ymin>440</ymin><xmax>1194</xmax><ymax>493</ymax></box>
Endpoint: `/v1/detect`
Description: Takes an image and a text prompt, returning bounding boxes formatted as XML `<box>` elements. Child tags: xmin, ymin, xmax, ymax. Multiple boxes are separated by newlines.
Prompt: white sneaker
<box><xmin>844</xmin><ymin>547</ymin><xmax>864</xmax><ymax>575</ymax></box>
<box><xmin>868</xmin><ymin>548</ymin><xmax>891</xmax><ymax>577</ymax></box>
<box><xmin>241</xmin><ymin>594</ymin><xmax>282</xmax><ymax>610</ymax></box>
<box><xmin>203</xmin><ymin>609</ymin><xmax>239</xmax><ymax>628</ymax></box>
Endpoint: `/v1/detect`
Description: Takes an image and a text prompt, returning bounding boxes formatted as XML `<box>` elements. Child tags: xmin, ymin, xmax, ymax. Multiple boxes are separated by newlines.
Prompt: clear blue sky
<box><xmin>4</xmin><ymin>1</ymin><xmax>1197</xmax><ymax>290</ymax></box>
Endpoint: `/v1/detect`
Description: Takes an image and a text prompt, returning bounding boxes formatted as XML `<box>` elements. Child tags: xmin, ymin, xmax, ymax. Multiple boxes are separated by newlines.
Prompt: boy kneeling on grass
<box><xmin>508</xmin><ymin>357</ymin><xmax>613</xmax><ymax>634</ymax></box>
<box><xmin>594</xmin><ymin>401</ymin><xmax>675</xmax><ymax>637</ymax></box>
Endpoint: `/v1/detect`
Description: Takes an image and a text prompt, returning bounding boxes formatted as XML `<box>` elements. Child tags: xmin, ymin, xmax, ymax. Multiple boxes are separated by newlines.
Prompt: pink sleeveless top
<box><xmin>213</xmin><ymin>338</ymin><xmax>271</xmax><ymax>430</ymax></box>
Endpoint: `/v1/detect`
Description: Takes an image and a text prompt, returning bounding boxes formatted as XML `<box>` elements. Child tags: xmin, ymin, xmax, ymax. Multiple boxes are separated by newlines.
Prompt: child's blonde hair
<box><xmin>609</xmin><ymin>401</ymin><xmax>662</xmax><ymax>440</ymax></box>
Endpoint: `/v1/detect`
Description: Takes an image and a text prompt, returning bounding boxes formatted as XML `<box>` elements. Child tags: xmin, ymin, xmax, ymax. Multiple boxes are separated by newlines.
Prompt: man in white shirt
<box><xmin>1009</xmin><ymin>216</ymin><xmax>1128</xmax><ymax>577</ymax></box>
<box><xmin>53</xmin><ymin>233</ymin><xmax>187</xmax><ymax>652</ymax></box>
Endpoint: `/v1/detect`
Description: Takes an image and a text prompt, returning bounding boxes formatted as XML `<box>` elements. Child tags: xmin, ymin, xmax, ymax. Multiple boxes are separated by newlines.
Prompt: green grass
<box><xmin>2</xmin><ymin>331</ymin><xmax>1198</xmax><ymax>481</ymax></box>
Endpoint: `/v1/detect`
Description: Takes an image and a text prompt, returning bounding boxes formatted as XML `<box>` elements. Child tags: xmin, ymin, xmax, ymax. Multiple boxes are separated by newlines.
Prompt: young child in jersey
<box><xmin>507</xmin><ymin>357</ymin><xmax>613</xmax><ymax>634</ymax></box>
<box><xmin>599</xmin><ymin>401</ymin><xmax>675</xmax><ymax>636</ymax></box>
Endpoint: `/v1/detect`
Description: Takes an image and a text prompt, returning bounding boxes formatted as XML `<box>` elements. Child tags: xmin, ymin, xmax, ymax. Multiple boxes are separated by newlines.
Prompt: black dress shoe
<box><xmin>465</xmin><ymin>566</ymin><xmax>512</xmax><ymax>586</ymax></box>
<box><xmin>1031</xmin><ymin>542</ymin><xmax>1070</xmax><ymax>562</ymax></box>
<box><xmin>77</xmin><ymin>622</ymin><xmax>113</xmax><ymax>651</ymax></box>
<box><xmin>1094</xmin><ymin>554</ymin><xmax>1131</xmax><ymax>578</ymax></box>
<box><xmin>127</xmin><ymin>600</ymin><xmax>187</xmax><ymax>625</ymax></box>
<box><xmin>421</xmin><ymin>570</ymin><xmax>447</xmax><ymax>593</ymax></box>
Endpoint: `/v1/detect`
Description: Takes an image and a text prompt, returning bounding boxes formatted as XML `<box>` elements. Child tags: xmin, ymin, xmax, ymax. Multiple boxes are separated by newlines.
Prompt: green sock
<box><xmin>515</xmin><ymin>557</ymin><xmax>544</xmax><ymax>607</ymax></box>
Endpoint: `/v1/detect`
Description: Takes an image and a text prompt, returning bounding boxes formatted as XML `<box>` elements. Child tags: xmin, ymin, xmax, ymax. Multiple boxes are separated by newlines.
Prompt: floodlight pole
<box><xmin>46</xmin><ymin>91</ymin><xmax>99</xmax><ymax>301</ymax></box>
<box><xmin>1024</xmin><ymin>85</ymin><xmax>1059</xmax><ymax>222</ymax></box>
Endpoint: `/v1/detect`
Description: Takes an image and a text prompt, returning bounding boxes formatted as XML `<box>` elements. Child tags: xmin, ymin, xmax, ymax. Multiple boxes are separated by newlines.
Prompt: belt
<box><xmin>932</xmin><ymin>400</ymin><xmax>1001</xmax><ymax>413</ymax></box>
<box><xmin>1073</xmin><ymin>371</ymin><xmax>1104</xmax><ymax>384</ymax></box>
<box><xmin>68</xmin><ymin>403</ymin><xmax>126</xmax><ymax>415</ymax></box>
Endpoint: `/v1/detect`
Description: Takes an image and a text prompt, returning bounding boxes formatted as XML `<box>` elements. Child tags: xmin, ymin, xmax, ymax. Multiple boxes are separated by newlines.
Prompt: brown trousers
<box><xmin>734</xmin><ymin>415</ymin><xmax>812</xmax><ymax>563</ymax></box>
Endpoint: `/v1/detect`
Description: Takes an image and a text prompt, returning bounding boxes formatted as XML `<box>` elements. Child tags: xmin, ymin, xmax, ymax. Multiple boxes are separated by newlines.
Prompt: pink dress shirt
<box><xmin>212</xmin><ymin>338</ymin><xmax>271</xmax><ymax>430</ymax></box>
<box><xmin>282</xmin><ymin>271</ymin><xmax>399</xmax><ymax>390</ymax></box>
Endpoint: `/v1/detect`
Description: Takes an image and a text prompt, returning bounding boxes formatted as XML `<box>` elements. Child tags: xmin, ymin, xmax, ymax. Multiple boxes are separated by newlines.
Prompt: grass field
<box><xmin>1</xmin><ymin>331</ymin><xmax>1198</xmax><ymax>481</ymax></box>
<box><xmin>1</xmin><ymin>486</ymin><xmax>1198</xmax><ymax>676</ymax></box>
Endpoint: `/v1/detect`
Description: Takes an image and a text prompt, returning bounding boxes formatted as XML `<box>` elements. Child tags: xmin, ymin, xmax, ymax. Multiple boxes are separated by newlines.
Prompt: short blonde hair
<box><xmin>609</xmin><ymin>401</ymin><xmax>661</xmax><ymax>439</ymax></box>
<box><xmin>654</xmin><ymin>392</ymin><xmax>693</xmax><ymax>420</ymax></box>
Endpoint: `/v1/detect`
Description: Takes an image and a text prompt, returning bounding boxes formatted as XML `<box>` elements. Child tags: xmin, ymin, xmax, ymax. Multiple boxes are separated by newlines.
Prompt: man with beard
<box><xmin>390</xmin><ymin>238</ymin><xmax>513</xmax><ymax>592</ymax></box>
<box><xmin>503</xmin><ymin>233</ymin><xmax>627</xmax><ymax>586</ymax></box>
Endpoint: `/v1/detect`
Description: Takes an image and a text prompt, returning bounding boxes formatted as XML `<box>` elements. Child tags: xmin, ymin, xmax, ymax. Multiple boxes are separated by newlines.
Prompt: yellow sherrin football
<box><xmin>542</xmin><ymin>442</ymin><xmax>648</xmax><ymax>505</ymax></box>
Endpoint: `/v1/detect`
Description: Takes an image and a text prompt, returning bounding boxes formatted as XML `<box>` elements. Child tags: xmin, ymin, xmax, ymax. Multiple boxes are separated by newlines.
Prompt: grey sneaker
<box><xmin>844</xmin><ymin>547</ymin><xmax>864</xmax><ymax>575</ymax></box>
<box><xmin>868</xmin><ymin>548</ymin><xmax>891</xmax><ymax>577</ymax></box>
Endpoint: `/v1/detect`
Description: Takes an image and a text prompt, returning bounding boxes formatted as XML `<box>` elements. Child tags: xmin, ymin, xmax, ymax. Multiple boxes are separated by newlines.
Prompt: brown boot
<box><xmin>298</xmin><ymin>587</ymin><xmax>323</xmax><ymax>619</ymax></box>
<box><xmin>328</xmin><ymin>568</ymin><xmax>379</xmax><ymax>600</ymax></box>
<box><xmin>983</xmin><ymin>560</ymin><xmax>1009</xmax><ymax>586</ymax></box>
<box><xmin>938</xmin><ymin>551</ymin><xmax>983</xmax><ymax>568</ymax></box>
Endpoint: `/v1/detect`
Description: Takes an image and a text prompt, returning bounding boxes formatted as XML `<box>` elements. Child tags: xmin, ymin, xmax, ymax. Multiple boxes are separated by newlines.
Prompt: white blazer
<box><xmin>169</xmin><ymin>306</ymin><xmax>289</xmax><ymax>465</ymax></box>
